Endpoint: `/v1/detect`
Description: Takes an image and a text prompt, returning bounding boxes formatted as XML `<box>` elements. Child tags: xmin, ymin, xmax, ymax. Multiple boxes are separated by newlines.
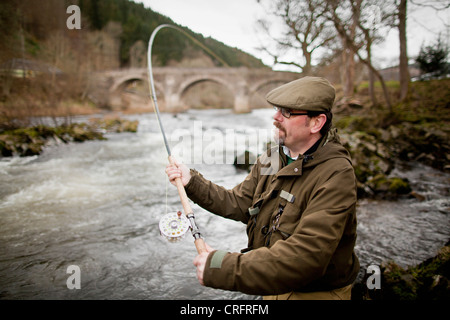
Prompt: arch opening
<box><xmin>111</xmin><ymin>78</ymin><xmax>165</xmax><ymax>111</ymax></box>
<box><xmin>180</xmin><ymin>79</ymin><xmax>234</xmax><ymax>109</ymax></box>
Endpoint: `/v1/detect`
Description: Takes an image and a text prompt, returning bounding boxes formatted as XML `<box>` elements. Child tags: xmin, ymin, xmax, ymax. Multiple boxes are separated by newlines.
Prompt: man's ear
<box><xmin>310</xmin><ymin>114</ymin><xmax>327</xmax><ymax>134</ymax></box>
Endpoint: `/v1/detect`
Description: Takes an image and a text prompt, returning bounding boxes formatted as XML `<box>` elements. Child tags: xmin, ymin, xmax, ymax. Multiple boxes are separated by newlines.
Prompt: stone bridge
<box><xmin>89</xmin><ymin>67</ymin><xmax>300</xmax><ymax>113</ymax></box>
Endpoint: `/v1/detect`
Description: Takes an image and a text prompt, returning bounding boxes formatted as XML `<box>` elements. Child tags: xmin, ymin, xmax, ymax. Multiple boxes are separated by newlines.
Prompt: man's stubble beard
<box><xmin>273</xmin><ymin>121</ymin><xmax>285</xmax><ymax>146</ymax></box>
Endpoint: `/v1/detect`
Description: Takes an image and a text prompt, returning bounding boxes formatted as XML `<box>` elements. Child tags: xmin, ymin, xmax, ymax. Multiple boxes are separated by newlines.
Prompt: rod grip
<box><xmin>168</xmin><ymin>156</ymin><xmax>192</xmax><ymax>215</ymax></box>
<box><xmin>195</xmin><ymin>238</ymin><xmax>207</xmax><ymax>254</ymax></box>
<box><xmin>168</xmin><ymin>156</ymin><xmax>207</xmax><ymax>254</ymax></box>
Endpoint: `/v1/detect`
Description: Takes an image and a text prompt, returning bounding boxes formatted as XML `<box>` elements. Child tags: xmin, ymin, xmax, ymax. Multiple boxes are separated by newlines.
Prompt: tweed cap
<box><xmin>266</xmin><ymin>76</ymin><xmax>335</xmax><ymax>112</ymax></box>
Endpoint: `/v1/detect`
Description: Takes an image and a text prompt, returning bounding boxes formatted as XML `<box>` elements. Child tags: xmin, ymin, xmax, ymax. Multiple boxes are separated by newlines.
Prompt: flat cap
<box><xmin>266</xmin><ymin>76</ymin><xmax>335</xmax><ymax>112</ymax></box>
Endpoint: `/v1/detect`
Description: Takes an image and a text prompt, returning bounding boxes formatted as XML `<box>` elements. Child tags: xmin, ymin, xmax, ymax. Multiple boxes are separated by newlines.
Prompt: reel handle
<box><xmin>168</xmin><ymin>156</ymin><xmax>207</xmax><ymax>254</ymax></box>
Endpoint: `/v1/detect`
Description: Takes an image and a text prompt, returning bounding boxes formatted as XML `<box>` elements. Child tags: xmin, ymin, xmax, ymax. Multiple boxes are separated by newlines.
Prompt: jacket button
<box><xmin>294</xmin><ymin>168</ymin><xmax>298</xmax><ymax>173</ymax></box>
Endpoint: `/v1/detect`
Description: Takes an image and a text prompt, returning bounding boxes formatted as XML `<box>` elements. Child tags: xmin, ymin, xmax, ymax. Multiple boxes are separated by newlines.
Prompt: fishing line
<box><xmin>147</xmin><ymin>24</ymin><xmax>228</xmax><ymax>253</ymax></box>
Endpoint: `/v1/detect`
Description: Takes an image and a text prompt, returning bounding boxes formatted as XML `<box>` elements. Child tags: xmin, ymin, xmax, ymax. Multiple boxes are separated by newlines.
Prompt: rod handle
<box><xmin>168</xmin><ymin>156</ymin><xmax>192</xmax><ymax>214</ymax></box>
<box><xmin>168</xmin><ymin>156</ymin><xmax>207</xmax><ymax>255</ymax></box>
<box><xmin>195</xmin><ymin>238</ymin><xmax>207</xmax><ymax>254</ymax></box>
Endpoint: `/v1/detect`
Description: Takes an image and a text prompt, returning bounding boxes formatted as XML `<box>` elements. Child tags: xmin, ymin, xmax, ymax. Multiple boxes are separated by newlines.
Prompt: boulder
<box><xmin>380</xmin><ymin>245</ymin><xmax>450</xmax><ymax>300</ymax></box>
<box><xmin>233</xmin><ymin>150</ymin><xmax>257</xmax><ymax>172</ymax></box>
<box><xmin>353</xmin><ymin>244</ymin><xmax>450</xmax><ymax>300</ymax></box>
<box><xmin>367</xmin><ymin>174</ymin><xmax>412</xmax><ymax>198</ymax></box>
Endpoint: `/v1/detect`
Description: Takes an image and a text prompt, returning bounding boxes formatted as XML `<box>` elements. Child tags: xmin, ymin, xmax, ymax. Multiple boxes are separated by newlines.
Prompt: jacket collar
<box><xmin>282</xmin><ymin>135</ymin><xmax>323</xmax><ymax>162</ymax></box>
<box><xmin>275</xmin><ymin>128</ymin><xmax>347</xmax><ymax>178</ymax></box>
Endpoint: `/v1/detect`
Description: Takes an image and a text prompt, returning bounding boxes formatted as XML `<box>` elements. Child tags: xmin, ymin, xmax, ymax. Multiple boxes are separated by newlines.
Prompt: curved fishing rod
<box><xmin>147</xmin><ymin>24</ymin><xmax>228</xmax><ymax>254</ymax></box>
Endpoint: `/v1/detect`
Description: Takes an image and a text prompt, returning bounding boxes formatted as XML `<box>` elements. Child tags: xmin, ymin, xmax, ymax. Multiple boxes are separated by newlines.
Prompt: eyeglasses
<box><xmin>273</xmin><ymin>106</ymin><xmax>309</xmax><ymax>119</ymax></box>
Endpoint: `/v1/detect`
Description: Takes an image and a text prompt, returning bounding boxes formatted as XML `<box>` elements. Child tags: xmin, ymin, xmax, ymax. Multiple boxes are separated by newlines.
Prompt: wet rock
<box><xmin>366</xmin><ymin>174</ymin><xmax>412</xmax><ymax>198</ymax></box>
<box><xmin>0</xmin><ymin>128</ymin><xmax>46</xmax><ymax>157</ymax></box>
<box><xmin>387</xmin><ymin>123</ymin><xmax>450</xmax><ymax>171</ymax></box>
<box><xmin>0</xmin><ymin>139</ymin><xmax>12</xmax><ymax>157</ymax></box>
<box><xmin>0</xmin><ymin>117</ymin><xmax>140</xmax><ymax>158</ymax></box>
<box><xmin>338</xmin><ymin>115</ymin><xmax>449</xmax><ymax>198</ymax></box>
<box><xmin>353</xmin><ymin>245</ymin><xmax>450</xmax><ymax>300</ymax></box>
<box><xmin>340</xmin><ymin>130</ymin><xmax>395</xmax><ymax>197</ymax></box>
<box><xmin>0</xmin><ymin>124</ymin><xmax>104</xmax><ymax>157</ymax></box>
<box><xmin>380</xmin><ymin>245</ymin><xmax>450</xmax><ymax>300</ymax></box>
<box><xmin>68</xmin><ymin>123</ymin><xmax>105</xmax><ymax>142</ymax></box>
<box><xmin>337</xmin><ymin>110</ymin><xmax>449</xmax><ymax>175</ymax></box>
<box><xmin>89</xmin><ymin>117</ymin><xmax>139</xmax><ymax>133</ymax></box>
<box><xmin>233</xmin><ymin>150</ymin><xmax>257</xmax><ymax>172</ymax></box>
<box><xmin>409</xmin><ymin>191</ymin><xmax>426</xmax><ymax>201</ymax></box>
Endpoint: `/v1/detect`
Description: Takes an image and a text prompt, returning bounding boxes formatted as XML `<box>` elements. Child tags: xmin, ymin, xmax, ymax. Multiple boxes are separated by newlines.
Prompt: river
<box><xmin>0</xmin><ymin>109</ymin><xmax>448</xmax><ymax>299</ymax></box>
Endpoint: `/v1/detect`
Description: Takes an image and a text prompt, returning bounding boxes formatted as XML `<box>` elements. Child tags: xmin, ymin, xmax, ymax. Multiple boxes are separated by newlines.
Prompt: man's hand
<box><xmin>193</xmin><ymin>242</ymin><xmax>214</xmax><ymax>286</ymax></box>
<box><xmin>165</xmin><ymin>158</ymin><xmax>191</xmax><ymax>187</ymax></box>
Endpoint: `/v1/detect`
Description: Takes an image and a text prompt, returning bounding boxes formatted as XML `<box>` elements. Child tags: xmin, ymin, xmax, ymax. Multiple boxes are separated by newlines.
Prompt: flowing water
<box><xmin>0</xmin><ymin>109</ymin><xmax>448</xmax><ymax>299</ymax></box>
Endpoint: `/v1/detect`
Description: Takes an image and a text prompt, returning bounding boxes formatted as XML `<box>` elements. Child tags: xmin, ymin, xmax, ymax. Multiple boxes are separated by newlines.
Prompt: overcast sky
<box><xmin>138</xmin><ymin>0</ymin><xmax>449</xmax><ymax>71</ymax></box>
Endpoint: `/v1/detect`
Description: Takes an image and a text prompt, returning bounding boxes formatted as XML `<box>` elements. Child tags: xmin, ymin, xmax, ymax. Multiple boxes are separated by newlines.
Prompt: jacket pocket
<box><xmin>273</xmin><ymin>202</ymin><xmax>302</xmax><ymax>242</ymax></box>
<box><xmin>245</xmin><ymin>197</ymin><xmax>263</xmax><ymax>246</ymax></box>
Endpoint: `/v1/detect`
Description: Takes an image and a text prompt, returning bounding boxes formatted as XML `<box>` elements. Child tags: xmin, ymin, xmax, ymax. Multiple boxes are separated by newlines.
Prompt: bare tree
<box><xmin>256</xmin><ymin>0</ymin><xmax>336</xmax><ymax>74</ymax></box>
<box><xmin>326</xmin><ymin>0</ymin><xmax>393</xmax><ymax>110</ymax></box>
<box><xmin>326</xmin><ymin>0</ymin><xmax>362</xmax><ymax>100</ymax></box>
<box><xmin>353</xmin><ymin>0</ymin><xmax>394</xmax><ymax>105</ymax></box>
<box><xmin>398</xmin><ymin>0</ymin><xmax>410</xmax><ymax>100</ymax></box>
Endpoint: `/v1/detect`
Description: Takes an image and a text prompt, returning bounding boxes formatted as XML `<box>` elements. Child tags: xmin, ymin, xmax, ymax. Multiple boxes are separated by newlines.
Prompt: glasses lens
<box><xmin>274</xmin><ymin>106</ymin><xmax>290</xmax><ymax>118</ymax></box>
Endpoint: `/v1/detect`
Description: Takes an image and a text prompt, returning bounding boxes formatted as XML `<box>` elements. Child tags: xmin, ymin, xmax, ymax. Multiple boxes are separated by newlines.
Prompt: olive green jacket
<box><xmin>185</xmin><ymin>130</ymin><xmax>360</xmax><ymax>295</ymax></box>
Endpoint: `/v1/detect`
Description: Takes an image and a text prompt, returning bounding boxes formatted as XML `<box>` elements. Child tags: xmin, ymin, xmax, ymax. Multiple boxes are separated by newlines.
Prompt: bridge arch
<box><xmin>110</xmin><ymin>74</ymin><xmax>147</xmax><ymax>93</ymax></box>
<box><xmin>177</xmin><ymin>75</ymin><xmax>235</xmax><ymax>99</ymax></box>
<box><xmin>109</xmin><ymin>74</ymin><xmax>167</xmax><ymax>110</ymax></box>
<box><xmin>112</xmin><ymin>74</ymin><xmax>165</xmax><ymax>98</ymax></box>
<box><xmin>179</xmin><ymin>76</ymin><xmax>236</xmax><ymax>109</ymax></box>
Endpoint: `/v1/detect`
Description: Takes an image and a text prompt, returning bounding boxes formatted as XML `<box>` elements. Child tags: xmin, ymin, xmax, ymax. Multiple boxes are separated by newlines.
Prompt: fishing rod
<box><xmin>147</xmin><ymin>24</ymin><xmax>228</xmax><ymax>254</ymax></box>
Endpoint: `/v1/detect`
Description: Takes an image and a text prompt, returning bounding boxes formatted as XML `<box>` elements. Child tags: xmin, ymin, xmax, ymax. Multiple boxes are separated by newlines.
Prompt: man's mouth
<box><xmin>273</xmin><ymin>121</ymin><xmax>286</xmax><ymax>145</ymax></box>
<box><xmin>273</xmin><ymin>121</ymin><xmax>285</xmax><ymax>133</ymax></box>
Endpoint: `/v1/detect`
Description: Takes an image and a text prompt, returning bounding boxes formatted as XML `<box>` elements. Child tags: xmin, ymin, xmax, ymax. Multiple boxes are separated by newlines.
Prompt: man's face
<box><xmin>273</xmin><ymin>107</ymin><xmax>311</xmax><ymax>148</ymax></box>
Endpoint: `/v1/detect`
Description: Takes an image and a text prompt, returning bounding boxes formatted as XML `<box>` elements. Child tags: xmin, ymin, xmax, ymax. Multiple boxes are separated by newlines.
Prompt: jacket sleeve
<box><xmin>202</xmin><ymin>162</ymin><xmax>357</xmax><ymax>295</ymax></box>
<box><xmin>184</xmin><ymin>166</ymin><xmax>258</xmax><ymax>224</ymax></box>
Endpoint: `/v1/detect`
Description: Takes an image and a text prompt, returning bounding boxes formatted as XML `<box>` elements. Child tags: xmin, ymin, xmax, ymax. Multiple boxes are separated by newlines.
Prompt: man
<box><xmin>165</xmin><ymin>77</ymin><xmax>359</xmax><ymax>300</ymax></box>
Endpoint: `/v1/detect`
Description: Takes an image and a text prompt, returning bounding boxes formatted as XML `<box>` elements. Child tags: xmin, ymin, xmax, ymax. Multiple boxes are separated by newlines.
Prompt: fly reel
<box><xmin>159</xmin><ymin>211</ymin><xmax>190</xmax><ymax>243</ymax></box>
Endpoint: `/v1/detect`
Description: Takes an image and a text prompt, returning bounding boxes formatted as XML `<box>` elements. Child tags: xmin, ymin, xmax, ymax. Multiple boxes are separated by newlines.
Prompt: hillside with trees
<box><xmin>0</xmin><ymin>0</ymin><xmax>267</xmax><ymax>70</ymax></box>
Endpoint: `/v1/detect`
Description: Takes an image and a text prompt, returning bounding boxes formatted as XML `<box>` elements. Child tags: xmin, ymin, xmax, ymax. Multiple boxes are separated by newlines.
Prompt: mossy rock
<box><xmin>335</xmin><ymin>116</ymin><xmax>373</xmax><ymax>132</ymax></box>
<box><xmin>0</xmin><ymin>123</ymin><xmax>106</xmax><ymax>157</ymax></box>
<box><xmin>367</xmin><ymin>174</ymin><xmax>411</xmax><ymax>196</ymax></box>
<box><xmin>89</xmin><ymin>118</ymin><xmax>139</xmax><ymax>133</ymax></box>
<box><xmin>380</xmin><ymin>245</ymin><xmax>450</xmax><ymax>300</ymax></box>
<box><xmin>66</xmin><ymin>124</ymin><xmax>105</xmax><ymax>142</ymax></box>
<box><xmin>234</xmin><ymin>150</ymin><xmax>257</xmax><ymax>172</ymax></box>
<box><xmin>388</xmin><ymin>177</ymin><xmax>412</xmax><ymax>194</ymax></box>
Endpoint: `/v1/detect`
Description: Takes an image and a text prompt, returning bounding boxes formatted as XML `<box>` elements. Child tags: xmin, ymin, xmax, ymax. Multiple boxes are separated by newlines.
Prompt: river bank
<box><xmin>0</xmin><ymin>117</ymin><xmax>138</xmax><ymax>157</ymax></box>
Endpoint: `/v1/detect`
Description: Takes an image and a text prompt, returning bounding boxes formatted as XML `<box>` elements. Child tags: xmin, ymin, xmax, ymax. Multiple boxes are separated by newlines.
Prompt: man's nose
<box><xmin>273</xmin><ymin>109</ymin><xmax>283</xmax><ymax>122</ymax></box>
